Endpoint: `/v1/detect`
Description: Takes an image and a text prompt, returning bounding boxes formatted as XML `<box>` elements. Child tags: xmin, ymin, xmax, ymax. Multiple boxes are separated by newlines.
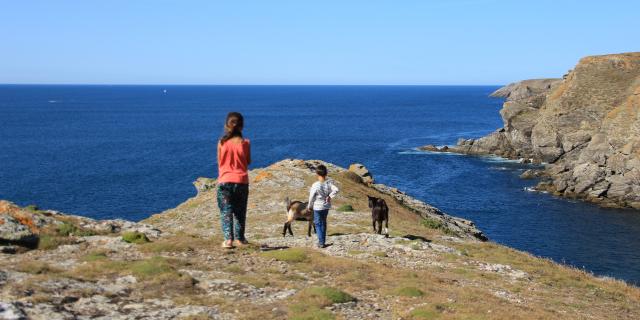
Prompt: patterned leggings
<box><xmin>217</xmin><ymin>183</ymin><xmax>249</xmax><ymax>242</ymax></box>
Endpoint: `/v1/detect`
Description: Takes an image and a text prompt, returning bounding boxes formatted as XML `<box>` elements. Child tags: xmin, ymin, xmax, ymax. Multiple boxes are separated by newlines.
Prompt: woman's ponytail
<box><xmin>220</xmin><ymin>112</ymin><xmax>244</xmax><ymax>144</ymax></box>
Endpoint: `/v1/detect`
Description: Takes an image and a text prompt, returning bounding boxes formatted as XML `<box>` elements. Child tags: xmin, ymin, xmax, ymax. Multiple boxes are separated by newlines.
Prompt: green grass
<box><xmin>129</xmin><ymin>256</ymin><xmax>173</xmax><ymax>278</ymax></box>
<box><xmin>55</xmin><ymin>221</ymin><xmax>96</xmax><ymax>237</ymax></box>
<box><xmin>288</xmin><ymin>287</ymin><xmax>353</xmax><ymax>320</ymax></box>
<box><xmin>25</xmin><ymin>204</ymin><xmax>47</xmax><ymax>214</ymax></box>
<box><xmin>305</xmin><ymin>286</ymin><xmax>355</xmax><ymax>304</ymax></box>
<box><xmin>420</xmin><ymin>217</ymin><xmax>457</xmax><ymax>236</ymax></box>
<box><xmin>395</xmin><ymin>286</ymin><xmax>424</xmax><ymax>297</ymax></box>
<box><xmin>37</xmin><ymin>234</ymin><xmax>73</xmax><ymax>250</ymax></box>
<box><xmin>260</xmin><ymin>248</ymin><xmax>308</xmax><ymax>263</ymax></box>
<box><xmin>83</xmin><ymin>251</ymin><xmax>108</xmax><ymax>262</ymax></box>
<box><xmin>336</xmin><ymin>204</ymin><xmax>354</xmax><ymax>212</ymax></box>
<box><xmin>410</xmin><ymin>308</ymin><xmax>440</xmax><ymax>319</ymax></box>
<box><xmin>122</xmin><ymin>231</ymin><xmax>150</xmax><ymax>244</ymax></box>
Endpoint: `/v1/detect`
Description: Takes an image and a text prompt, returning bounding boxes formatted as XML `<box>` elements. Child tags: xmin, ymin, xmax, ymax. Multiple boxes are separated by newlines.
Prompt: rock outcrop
<box><xmin>348</xmin><ymin>163</ymin><xmax>374</xmax><ymax>185</ymax></box>
<box><xmin>421</xmin><ymin>52</ymin><xmax>640</xmax><ymax>209</ymax></box>
<box><xmin>1</xmin><ymin>159</ymin><xmax>640</xmax><ymax>319</ymax></box>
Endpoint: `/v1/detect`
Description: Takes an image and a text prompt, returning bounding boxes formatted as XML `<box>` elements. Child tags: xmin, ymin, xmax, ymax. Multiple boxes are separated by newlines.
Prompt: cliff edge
<box><xmin>422</xmin><ymin>52</ymin><xmax>640</xmax><ymax>209</ymax></box>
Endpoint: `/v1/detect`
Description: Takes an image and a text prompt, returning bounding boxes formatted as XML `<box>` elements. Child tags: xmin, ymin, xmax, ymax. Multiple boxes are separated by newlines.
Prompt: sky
<box><xmin>1</xmin><ymin>0</ymin><xmax>638</xmax><ymax>85</ymax></box>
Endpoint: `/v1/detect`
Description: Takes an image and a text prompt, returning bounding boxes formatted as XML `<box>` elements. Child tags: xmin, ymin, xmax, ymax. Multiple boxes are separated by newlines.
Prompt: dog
<box><xmin>283</xmin><ymin>197</ymin><xmax>316</xmax><ymax>237</ymax></box>
<box><xmin>367</xmin><ymin>195</ymin><xmax>389</xmax><ymax>237</ymax></box>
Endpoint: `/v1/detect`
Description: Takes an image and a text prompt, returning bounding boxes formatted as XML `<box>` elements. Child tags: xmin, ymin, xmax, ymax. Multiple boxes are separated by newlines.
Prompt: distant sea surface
<box><xmin>1</xmin><ymin>85</ymin><xmax>639</xmax><ymax>284</ymax></box>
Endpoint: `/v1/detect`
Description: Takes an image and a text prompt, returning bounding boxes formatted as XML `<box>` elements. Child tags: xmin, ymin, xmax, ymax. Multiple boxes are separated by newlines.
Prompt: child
<box><xmin>217</xmin><ymin>112</ymin><xmax>251</xmax><ymax>249</ymax></box>
<box><xmin>307</xmin><ymin>164</ymin><xmax>339</xmax><ymax>248</ymax></box>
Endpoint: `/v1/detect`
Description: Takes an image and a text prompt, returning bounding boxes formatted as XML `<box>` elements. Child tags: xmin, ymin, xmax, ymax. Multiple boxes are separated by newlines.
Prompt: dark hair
<box><xmin>220</xmin><ymin>112</ymin><xmax>244</xmax><ymax>144</ymax></box>
<box><xmin>315</xmin><ymin>164</ymin><xmax>328</xmax><ymax>177</ymax></box>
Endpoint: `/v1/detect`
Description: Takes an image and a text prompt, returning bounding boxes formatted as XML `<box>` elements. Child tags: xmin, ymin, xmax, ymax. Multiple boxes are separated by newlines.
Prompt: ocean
<box><xmin>1</xmin><ymin>85</ymin><xmax>639</xmax><ymax>284</ymax></box>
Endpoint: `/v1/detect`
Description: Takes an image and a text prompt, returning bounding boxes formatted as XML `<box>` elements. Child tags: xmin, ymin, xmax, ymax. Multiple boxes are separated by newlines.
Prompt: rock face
<box><xmin>422</xmin><ymin>53</ymin><xmax>640</xmax><ymax>209</ymax></box>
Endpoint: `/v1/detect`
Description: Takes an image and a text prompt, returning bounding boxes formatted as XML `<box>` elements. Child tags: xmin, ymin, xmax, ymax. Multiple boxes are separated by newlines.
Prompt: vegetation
<box><xmin>16</xmin><ymin>261</ymin><xmax>60</xmax><ymax>274</ymax></box>
<box><xmin>394</xmin><ymin>286</ymin><xmax>424</xmax><ymax>297</ymax></box>
<box><xmin>288</xmin><ymin>287</ymin><xmax>355</xmax><ymax>319</ymax></box>
<box><xmin>260</xmin><ymin>248</ymin><xmax>308</xmax><ymax>262</ymax></box>
<box><xmin>420</xmin><ymin>217</ymin><xmax>457</xmax><ymax>236</ymax></box>
<box><xmin>304</xmin><ymin>286</ymin><xmax>355</xmax><ymax>305</ymax></box>
<box><xmin>122</xmin><ymin>231</ymin><xmax>150</xmax><ymax>244</ymax></box>
<box><xmin>37</xmin><ymin>234</ymin><xmax>74</xmax><ymax>250</ymax></box>
<box><xmin>83</xmin><ymin>251</ymin><xmax>108</xmax><ymax>262</ymax></box>
<box><xmin>336</xmin><ymin>204</ymin><xmax>354</xmax><ymax>212</ymax></box>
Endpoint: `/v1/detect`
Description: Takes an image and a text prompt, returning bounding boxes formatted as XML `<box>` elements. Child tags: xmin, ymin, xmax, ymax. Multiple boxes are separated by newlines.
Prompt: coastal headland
<box><xmin>2</xmin><ymin>159</ymin><xmax>639</xmax><ymax>319</ymax></box>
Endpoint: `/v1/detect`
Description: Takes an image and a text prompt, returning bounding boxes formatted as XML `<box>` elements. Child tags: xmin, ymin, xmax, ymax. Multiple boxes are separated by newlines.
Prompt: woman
<box><xmin>217</xmin><ymin>112</ymin><xmax>251</xmax><ymax>248</ymax></box>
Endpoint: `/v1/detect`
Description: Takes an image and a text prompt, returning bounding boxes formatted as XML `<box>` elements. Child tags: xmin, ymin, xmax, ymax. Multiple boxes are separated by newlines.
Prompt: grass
<box><xmin>336</xmin><ymin>204</ymin><xmax>354</xmax><ymax>212</ymax></box>
<box><xmin>129</xmin><ymin>256</ymin><xmax>174</xmax><ymax>279</ymax></box>
<box><xmin>235</xmin><ymin>275</ymin><xmax>271</xmax><ymax>288</ymax></box>
<box><xmin>289</xmin><ymin>306</ymin><xmax>335</xmax><ymax>320</ymax></box>
<box><xmin>288</xmin><ymin>286</ymin><xmax>354</xmax><ymax>319</ymax></box>
<box><xmin>372</xmin><ymin>251</ymin><xmax>387</xmax><ymax>257</ymax></box>
<box><xmin>83</xmin><ymin>251</ymin><xmax>108</xmax><ymax>262</ymax></box>
<box><xmin>410</xmin><ymin>308</ymin><xmax>440</xmax><ymax>319</ymax></box>
<box><xmin>420</xmin><ymin>217</ymin><xmax>457</xmax><ymax>236</ymax></box>
<box><xmin>16</xmin><ymin>261</ymin><xmax>60</xmax><ymax>274</ymax></box>
<box><xmin>260</xmin><ymin>248</ymin><xmax>308</xmax><ymax>263</ymax></box>
<box><xmin>122</xmin><ymin>231</ymin><xmax>150</xmax><ymax>244</ymax></box>
<box><xmin>70</xmin><ymin>255</ymin><xmax>196</xmax><ymax>297</ymax></box>
<box><xmin>298</xmin><ymin>286</ymin><xmax>355</xmax><ymax>306</ymax></box>
<box><xmin>25</xmin><ymin>204</ymin><xmax>48</xmax><ymax>215</ymax></box>
<box><xmin>37</xmin><ymin>234</ymin><xmax>74</xmax><ymax>250</ymax></box>
<box><xmin>395</xmin><ymin>286</ymin><xmax>424</xmax><ymax>297</ymax></box>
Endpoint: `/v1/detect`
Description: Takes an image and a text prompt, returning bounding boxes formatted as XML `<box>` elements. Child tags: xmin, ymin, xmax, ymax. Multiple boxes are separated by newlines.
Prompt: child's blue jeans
<box><xmin>313</xmin><ymin>209</ymin><xmax>329</xmax><ymax>246</ymax></box>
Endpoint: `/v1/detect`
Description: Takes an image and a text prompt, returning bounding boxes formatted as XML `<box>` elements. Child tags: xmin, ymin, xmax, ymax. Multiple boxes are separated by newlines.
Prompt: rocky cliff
<box><xmin>2</xmin><ymin>160</ymin><xmax>640</xmax><ymax>319</ymax></box>
<box><xmin>421</xmin><ymin>52</ymin><xmax>640</xmax><ymax>209</ymax></box>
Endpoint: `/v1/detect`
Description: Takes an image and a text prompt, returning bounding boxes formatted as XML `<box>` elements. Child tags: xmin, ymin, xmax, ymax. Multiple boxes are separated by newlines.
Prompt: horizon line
<box><xmin>0</xmin><ymin>83</ymin><xmax>506</xmax><ymax>87</ymax></box>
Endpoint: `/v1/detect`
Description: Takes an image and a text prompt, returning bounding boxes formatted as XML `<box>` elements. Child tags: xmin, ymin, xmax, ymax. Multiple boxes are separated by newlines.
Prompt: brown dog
<box><xmin>283</xmin><ymin>197</ymin><xmax>316</xmax><ymax>237</ymax></box>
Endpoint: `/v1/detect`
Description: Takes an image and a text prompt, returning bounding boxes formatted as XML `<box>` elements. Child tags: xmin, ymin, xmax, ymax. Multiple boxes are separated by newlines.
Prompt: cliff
<box><xmin>2</xmin><ymin>159</ymin><xmax>640</xmax><ymax>319</ymax></box>
<box><xmin>422</xmin><ymin>52</ymin><xmax>640</xmax><ymax>209</ymax></box>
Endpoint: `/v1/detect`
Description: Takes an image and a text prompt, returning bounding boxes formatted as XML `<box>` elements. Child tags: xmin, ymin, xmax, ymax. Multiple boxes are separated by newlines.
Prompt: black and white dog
<box><xmin>367</xmin><ymin>195</ymin><xmax>389</xmax><ymax>237</ymax></box>
<box><xmin>282</xmin><ymin>197</ymin><xmax>316</xmax><ymax>237</ymax></box>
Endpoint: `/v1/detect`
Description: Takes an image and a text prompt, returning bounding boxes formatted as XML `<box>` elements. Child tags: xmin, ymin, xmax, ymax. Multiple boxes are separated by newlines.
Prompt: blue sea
<box><xmin>1</xmin><ymin>85</ymin><xmax>639</xmax><ymax>284</ymax></box>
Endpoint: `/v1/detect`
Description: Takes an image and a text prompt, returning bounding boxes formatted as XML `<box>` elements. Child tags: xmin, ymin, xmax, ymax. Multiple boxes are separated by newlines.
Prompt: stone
<box><xmin>419</xmin><ymin>144</ymin><xmax>439</xmax><ymax>152</ymax></box>
<box><xmin>0</xmin><ymin>302</ymin><xmax>26</xmax><ymax>320</ymax></box>
<box><xmin>348</xmin><ymin>163</ymin><xmax>374</xmax><ymax>184</ymax></box>
<box><xmin>520</xmin><ymin>169</ymin><xmax>542</xmax><ymax>179</ymax></box>
<box><xmin>0</xmin><ymin>214</ymin><xmax>36</xmax><ymax>245</ymax></box>
<box><xmin>193</xmin><ymin>177</ymin><xmax>217</xmax><ymax>193</ymax></box>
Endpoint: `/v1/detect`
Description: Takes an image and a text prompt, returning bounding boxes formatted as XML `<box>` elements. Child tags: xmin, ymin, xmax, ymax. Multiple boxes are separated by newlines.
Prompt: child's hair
<box><xmin>220</xmin><ymin>112</ymin><xmax>244</xmax><ymax>144</ymax></box>
<box><xmin>315</xmin><ymin>165</ymin><xmax>328</xmax><ymax>177</ymax></box>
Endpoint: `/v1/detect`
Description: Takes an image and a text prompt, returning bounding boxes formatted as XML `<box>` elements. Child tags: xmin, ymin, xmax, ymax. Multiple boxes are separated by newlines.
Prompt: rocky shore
<box><xmin>2</xmin><ymin>159</ymin><xmax>640</xmax><ymax>319</ymax></box>
<box><xmin>420</xmin><ymin>52</ymin><xmax>640</xmax><ymax>209</ymax></box>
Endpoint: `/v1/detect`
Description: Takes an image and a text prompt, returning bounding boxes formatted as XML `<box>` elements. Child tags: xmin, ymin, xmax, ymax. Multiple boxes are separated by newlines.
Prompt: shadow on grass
<box><xmin>259</xmin><ymin>245</ymin><xmax>290</xmax><ymax>252</ymax></box>
<box><xmin>402</xmin><ymin>234</ymin><xmax>431</xmax><ymax>242</ymax></box>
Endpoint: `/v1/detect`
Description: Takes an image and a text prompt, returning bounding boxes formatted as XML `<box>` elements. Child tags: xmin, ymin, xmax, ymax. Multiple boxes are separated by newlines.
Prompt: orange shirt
<box><xmin>217</xmin><ymin>139</ymin><xmax>250</xmax><ymax>184</ymax></box>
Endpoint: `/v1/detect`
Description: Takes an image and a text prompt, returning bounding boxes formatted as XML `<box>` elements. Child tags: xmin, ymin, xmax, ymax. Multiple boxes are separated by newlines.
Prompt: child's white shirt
<box><xmin>308</xmin><ymin>179</ymin><xmax>339</xmax><ymax>210</ymax></box>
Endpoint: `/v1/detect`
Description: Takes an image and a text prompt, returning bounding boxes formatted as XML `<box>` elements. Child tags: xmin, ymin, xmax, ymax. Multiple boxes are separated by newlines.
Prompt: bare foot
<box><xmin>221</xmin><ymin>240</ymin><xmax>234</xmax><ymax>249</ymax></box>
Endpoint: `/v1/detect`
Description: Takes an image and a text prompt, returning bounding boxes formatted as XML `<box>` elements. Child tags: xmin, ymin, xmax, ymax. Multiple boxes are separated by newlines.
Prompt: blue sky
<box><xmin>1</xmin><ymin>1</ymin><xmax>638</xmax><ymax>85</ymax></box>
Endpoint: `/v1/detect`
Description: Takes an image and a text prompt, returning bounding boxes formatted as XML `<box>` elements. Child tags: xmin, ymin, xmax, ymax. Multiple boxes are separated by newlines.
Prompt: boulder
<box><xmin>419</xmin><ymin>144</ymin><xmax>439</xmax><ymax>152</ymax></box>
<box><xmin>0</xmin><ymin>214</ymin><xmax>36</xmax><ymax>245</ymax></box>
<box><xmin>193</xmin><ymin>177</ymin><xmax>217</xmax><ymax>193</ymax></box>
<box><xmin>348</xmin><ymin>163</ymin><xmax>374</xmax><ymax>184</ymax></box>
